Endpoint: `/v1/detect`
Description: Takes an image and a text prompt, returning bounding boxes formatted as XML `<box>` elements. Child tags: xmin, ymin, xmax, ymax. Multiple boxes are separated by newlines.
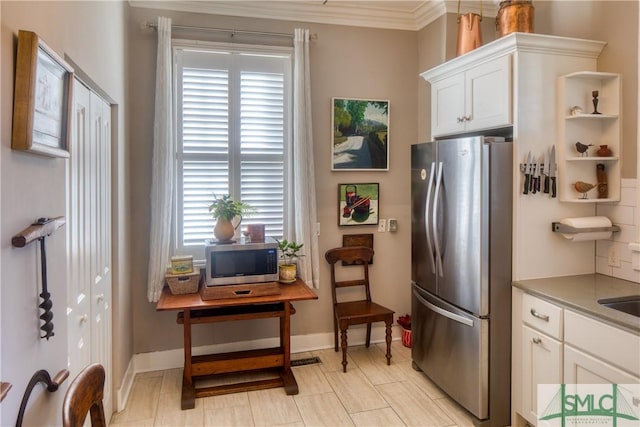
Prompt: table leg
<box><xmin>181</xmin><ymin>309</ymin><xmax>195</xmax><ymax>410</ymax></box>
<box><xmin>281</xmin><ymin>302</ymin><xmax>298</xmax><ymax>395</ymax></box>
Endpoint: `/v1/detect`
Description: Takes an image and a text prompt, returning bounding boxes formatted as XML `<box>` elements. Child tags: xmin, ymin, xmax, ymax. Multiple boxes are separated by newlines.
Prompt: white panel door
<box><xmin>521</xmin><ymin>325</ymin><xmax>562</xmax><ymax>425</ymax></box>
<box><xmin>564</xmin><ymin>346</ymin><xmax>640</xmax><ymax>385</ymax></box>
<box><xmin>431</xmin><ymin>73</ymin><xmax>465</xmax><ymax>137</ymax></box>
<box><xmin>89</xmin><ymin>91</ymin><xmax>112</xmax><ymax>419</ymax></box>
<box><xmin>67</xmin><ymin>80</ymin><xmax>113</xmax><ymax>419</ymax></box>
<box><xmin>67</xmin><ymin>80</ymin><xmax>92</xmax><ymax>376</ymax></box>
<box><xmin>466</xmin><ymin>55</ymin><xmax>512</xmax><ymax>132</ymax></box>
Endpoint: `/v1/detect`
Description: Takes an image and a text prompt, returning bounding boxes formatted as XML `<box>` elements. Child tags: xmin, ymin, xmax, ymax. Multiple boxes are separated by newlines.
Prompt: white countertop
<box><xmin>512</xmin><ymin>274</ymin><xmax>640</xmax><ymax>333</ymax></box>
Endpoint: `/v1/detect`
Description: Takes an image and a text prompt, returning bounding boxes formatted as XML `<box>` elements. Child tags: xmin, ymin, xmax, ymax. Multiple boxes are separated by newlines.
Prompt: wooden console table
<box><xmin>156</xmin><ymin>279</ymin><xmax>317</xmax><ymax>409</ymax></box>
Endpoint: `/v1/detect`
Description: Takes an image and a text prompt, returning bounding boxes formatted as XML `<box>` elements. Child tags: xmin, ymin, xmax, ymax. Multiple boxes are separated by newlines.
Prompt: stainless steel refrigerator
<box><xmin>411</xmin><ymin>136</ymin><xmax>512</xmax><ymax>427</ymax></box>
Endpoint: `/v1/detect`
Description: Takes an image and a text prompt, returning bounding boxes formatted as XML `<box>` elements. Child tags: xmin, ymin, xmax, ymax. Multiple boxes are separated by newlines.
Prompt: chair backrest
<box><xmin>324</xmin><ymin>246</ymin><xmax>374</xmax><ymax>306</ymax></box>
<box><xmin>62</xmin><ymin>363</ymin><xmax>107</xmax><ymax>427</ymax></box>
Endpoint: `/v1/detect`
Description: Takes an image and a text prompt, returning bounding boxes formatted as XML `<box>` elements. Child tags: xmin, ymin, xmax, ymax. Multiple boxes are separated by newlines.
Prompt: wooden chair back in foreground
<box><xmin>62</xmin><ymin>363</ymin><xmax>107</xmax><ymax>427</ymax></box>
<box><xmin>324</xmin><ymin>246</ymin><xmax>394</xmax><ymax>372</ymax></box>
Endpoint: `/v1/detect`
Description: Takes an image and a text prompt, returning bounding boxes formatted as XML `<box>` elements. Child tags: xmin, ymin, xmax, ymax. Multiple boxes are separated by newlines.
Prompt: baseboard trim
<box><xmin>116</xmin><ymin>358</ymin><xmax>135</xmax><ymax>412</ymax></box>
<box><xmin>115</xmin><ymin>324</ymin><xmax>401</xmax><ymax>410</ymax></box>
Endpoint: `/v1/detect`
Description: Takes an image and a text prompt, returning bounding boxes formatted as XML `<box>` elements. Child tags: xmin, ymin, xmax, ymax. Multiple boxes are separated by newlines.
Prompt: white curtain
<box><xmin>290</xmin><ymin>28</ymin><xmax>320</xmax><ymax>288</ymax></box>
<box><xmin>147</xmin><ymin>16</ymin><xmax>174</xmax><ymax>302</ymax></box>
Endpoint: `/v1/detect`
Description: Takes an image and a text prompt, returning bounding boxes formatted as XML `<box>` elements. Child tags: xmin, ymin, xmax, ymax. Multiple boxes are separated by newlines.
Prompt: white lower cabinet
<box><xmin>515</xmin><ymin>290</ymin><xmax>564</xmax><ymax>427</ymax></box>
<box><xmin>512</xmin><ymin>288</ymin><xmax>640</xmax><ymax>427</ymax></box>
<box><xmin>521</xmin><ymin>325</ymin><xmax>563</xmax><ymax>425</ymax></box>
<box><xmin>564</xmin><ymin>345</ymin><xmax>640</xmax><ymax>385</ymax></box>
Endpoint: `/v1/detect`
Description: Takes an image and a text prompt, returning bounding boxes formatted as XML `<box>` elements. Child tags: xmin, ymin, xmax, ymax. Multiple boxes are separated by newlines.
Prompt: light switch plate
<box><xmin>378</xmin><ymin>219</ymin><xmax>386</xmax><ymax>232</ymax></box>
<box><xmin>388</xmin><ymin>218</ymin><xmax>397</xmax><ymax>232</ymax></box>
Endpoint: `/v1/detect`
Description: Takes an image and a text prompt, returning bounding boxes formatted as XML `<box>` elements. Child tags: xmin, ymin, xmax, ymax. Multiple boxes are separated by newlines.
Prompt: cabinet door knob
<box><xmin>532</xmin><ymin>337</ymin><xmax>542</xmax><ymax>344</ymax></box>
<box><xmin>457</xmin><ymin>116</ymin><xmax>464</xmax><ymax>123</ymax></box>
<box><xmin>530</xmin><ymin>308</ymin><xmax>549</xmax><ymax>322</ymax></box>
<box><xmin>96</xmin><ymin>294</ymin><xmax>104</xmax><ymax>303</ymax></box>
<box><xmin>465</xmin><ymin>115</ymin><xmax>472</xmax><ymax>122</ymax></box>
<box><xmin>79</xmin><ymin>314</ymin><xmax>89</xmax><ymax>325</ymax></box>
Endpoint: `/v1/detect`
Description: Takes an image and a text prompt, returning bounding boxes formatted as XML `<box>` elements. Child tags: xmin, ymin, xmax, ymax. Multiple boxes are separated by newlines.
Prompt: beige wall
<box><xmin>0</xmin><ymin>1</ymin><xmax>130</xmax><ymax>424</ymax></box>
<box><xmin>129</xmin><ymin>7</ymin><xmax>418</xmax><ymax>353</ymax></box>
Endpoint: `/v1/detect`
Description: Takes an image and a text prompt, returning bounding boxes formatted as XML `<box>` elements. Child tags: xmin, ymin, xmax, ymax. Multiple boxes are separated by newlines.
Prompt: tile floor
<box><xmin>110</xmin><ymin>341</ymin><xmax>475</xmax><ymax>426</ymax></box>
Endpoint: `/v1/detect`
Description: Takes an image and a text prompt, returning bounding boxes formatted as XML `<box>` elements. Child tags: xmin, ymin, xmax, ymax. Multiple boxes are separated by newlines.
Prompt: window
<box><xmin>174</xmin><ymin>43</ymin><xmax>292</xmax><ymax>259</ymax></box>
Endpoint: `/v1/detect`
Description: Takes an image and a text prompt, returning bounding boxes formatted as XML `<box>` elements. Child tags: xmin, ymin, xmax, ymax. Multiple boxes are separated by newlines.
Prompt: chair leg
<box><xmin>385</xmin><ymin>318</ymin><xmax>392</xmax><ymax>366</ymax></box>
<box><xmin>365</xmin><ymin>322</ymin><xmax>371</xmax><ymax>348</ymax></box>
<box><xmin>333</xmin><ymin>317</ymin><xmax>339</xmax><ymax>352</ymax></box>
<box><xmin>340</xmin><ymin>327</ymin><xmax>348</xmax><ymax>372</ymax></box>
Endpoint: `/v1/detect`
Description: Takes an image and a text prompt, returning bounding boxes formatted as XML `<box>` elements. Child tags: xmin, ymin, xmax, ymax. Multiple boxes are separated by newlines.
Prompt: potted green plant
<box><xmin>208</xmin><ymin>194</ymin><xmax>253</xmax><ymax>242</ymax></box>
<box><xmin>275</xmin><ymin>239</ymin><xmax>304</xmax><ymax>283</ymax></box>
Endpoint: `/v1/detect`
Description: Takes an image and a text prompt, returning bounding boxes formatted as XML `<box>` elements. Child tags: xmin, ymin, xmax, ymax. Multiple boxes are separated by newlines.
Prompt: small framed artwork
<box><xmin>338</xmin><ymin>183</ymin><xmax>379</xmax><ymax>226</ymax></box>
<box><xmin>342</xmin><ymin>233</ymin><xmax>374</xmax><ymax>265</ymax></box>
<box><xmin>12</xmin><ymin>30</ymin><xmax>74</xmax><ymax>158</ymax></box>
<box><xmin>331</xmin><ymin>98</ymin><xmax>389</xmax><ymax>171</ymax></box>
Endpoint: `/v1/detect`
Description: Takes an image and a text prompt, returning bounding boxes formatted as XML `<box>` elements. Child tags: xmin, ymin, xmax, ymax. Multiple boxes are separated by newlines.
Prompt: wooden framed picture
<box><xmin>331</xmin><ymin>98</ymin><xmax>389</xmax><ymax>171</ymax></box>
<box><xmin>338</xmin><ymin>183</ymin><xmax>379</xmax><ymax>226</ymax></box>
<box><xmin>342</xmin><ymin>233</ymin><xmax>373</xmax><ymax>265</ymax></box>
<box><xmin>12</xmin><ymin>30</ymin><xmax>73</xmax><ymax>158</ymax></box>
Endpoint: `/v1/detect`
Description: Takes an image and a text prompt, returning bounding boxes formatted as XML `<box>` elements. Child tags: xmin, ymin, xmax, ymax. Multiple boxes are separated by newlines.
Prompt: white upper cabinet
<box><xmin>428</xmin><ymin>55</ymin><xmax>512</xmax><ymax>137</ymax></box>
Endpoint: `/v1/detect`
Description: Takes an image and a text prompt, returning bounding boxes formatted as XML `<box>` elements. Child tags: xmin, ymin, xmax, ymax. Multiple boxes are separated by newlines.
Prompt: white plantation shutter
<box><xmin>240</xmin><ymin>71</ymin><xmax>285</xmax><ymax>237</ymax></box>
<box><xmin>175</xmin><ymin>45</ymin><xmax>291</xmax><ymax>258</ymax></box>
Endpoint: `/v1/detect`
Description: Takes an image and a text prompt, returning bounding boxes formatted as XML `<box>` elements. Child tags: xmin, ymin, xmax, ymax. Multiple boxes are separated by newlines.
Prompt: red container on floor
<box><xmin>401</xmin><ymin>328</ymin><xmax>412</xmax><ymax>348</ymax></box>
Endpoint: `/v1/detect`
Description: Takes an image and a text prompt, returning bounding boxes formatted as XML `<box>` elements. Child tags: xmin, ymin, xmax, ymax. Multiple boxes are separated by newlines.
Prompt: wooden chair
<box><xmin>62</xmin><ymin>363</ymin><xmax>107</xmax><ymax>427</ymax></box>
<box><xmin>324</xmin><ymin>246</ymin><xmax>394</xmax><ymax>372</ymax></box>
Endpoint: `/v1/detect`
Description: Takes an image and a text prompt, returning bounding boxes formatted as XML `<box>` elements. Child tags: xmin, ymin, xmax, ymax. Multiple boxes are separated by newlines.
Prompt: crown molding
<box><xmin>422</xmin><ymin>32</ymin><xmax>606</xmax><ymax>83</ymax></box>
<box><xmin>129</xmin><ymin>0</ymin><xmax>465</xmax><ymax>31</ymax></box>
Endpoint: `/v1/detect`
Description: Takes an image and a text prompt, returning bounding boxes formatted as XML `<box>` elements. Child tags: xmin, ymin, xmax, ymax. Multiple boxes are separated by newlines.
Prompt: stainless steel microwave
<box><xmin>204</xmin><ymin>239</ymin><xmax>279</xmax><ymax>286</ymax></box>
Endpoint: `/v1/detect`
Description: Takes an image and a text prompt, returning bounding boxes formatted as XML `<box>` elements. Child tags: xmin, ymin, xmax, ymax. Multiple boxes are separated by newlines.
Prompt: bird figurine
<box><xmin>573</xmin><ymin>181</ymin><xmax>597</xmax><ymax>199</ymax></box>
<box><xmin>575</xmin><ymin>142</ymin><xmax>593</xmax><ymax>157</ymax></box>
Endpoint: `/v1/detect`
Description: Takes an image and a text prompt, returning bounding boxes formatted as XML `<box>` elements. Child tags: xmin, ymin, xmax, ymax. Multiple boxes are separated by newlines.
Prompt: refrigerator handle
<box><xmin>432</xmin><ymin>161</ymin><xmax>444</xmax><ymax>277</ymax></box>
<box><xmin>413</xmin><ymin>288</ymin><xmax>474</xmax><ymax>327</ymax></box>
<box><xmin>425</xmin><ymin>163</ymin><xmax>436</xmax><ymax>274</ymax></box>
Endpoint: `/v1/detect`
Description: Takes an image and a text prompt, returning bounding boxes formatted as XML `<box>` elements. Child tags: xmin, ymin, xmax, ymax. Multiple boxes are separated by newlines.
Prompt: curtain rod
<box><xmin>143</xmin><ymin>21</ymin><xmax>317</xmax><ymax>40</ymax></box>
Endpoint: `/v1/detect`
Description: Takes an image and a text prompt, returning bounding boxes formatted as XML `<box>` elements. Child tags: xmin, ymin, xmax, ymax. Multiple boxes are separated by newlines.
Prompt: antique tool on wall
<box><xmin>12</xmin><ymin>216</ymin><xmax>66</xmax><ymax>340</ymax></box>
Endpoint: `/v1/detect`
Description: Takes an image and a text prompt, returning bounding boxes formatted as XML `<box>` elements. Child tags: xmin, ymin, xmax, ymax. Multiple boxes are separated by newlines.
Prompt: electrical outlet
<box><xmin>378</xmin><ymin>219</ymin><xmax>386</xmax><ymax>232</ymax></box>
<box><xmin>608</xmin><ymin>245</ymin><xmax>621</xmax><ymax>268</ymax></box>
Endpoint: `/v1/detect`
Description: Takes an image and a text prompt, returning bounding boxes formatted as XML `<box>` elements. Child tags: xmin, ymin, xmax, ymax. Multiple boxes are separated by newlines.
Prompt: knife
<box><xmin>542</xmin><ymin>148</ymin><xmax>550</xmax><ymax>193</ymax></box>
<box><xmin>531</xmin><ymin>156</ymin><xmax>538</xmax><ymax>194</ymax></box>
<box><xmin>523</xmin><ymin>151</ymin><xmax>531</xmax><ymax>195</ymax></box>
<box><xmin>536</xmin><ymin>159</ymin><xmax>542</xmax><ymax>192</ymax></box>
<box><xmin>549</xmin><ymin>145</ymin><xmax>557</xmax><ymax>198</ymax></box>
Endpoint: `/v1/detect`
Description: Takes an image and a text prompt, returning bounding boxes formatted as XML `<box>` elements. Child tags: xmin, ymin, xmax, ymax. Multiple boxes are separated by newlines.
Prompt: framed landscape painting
<box><xmin>332</xmin><ymin>98</ymin><xmax>389</xmax><ymax>171</ymax></box>
<box><xmin>338</xmin><ymin>183</ymin><xmax>379</xmax><ymax>226</ymax></box>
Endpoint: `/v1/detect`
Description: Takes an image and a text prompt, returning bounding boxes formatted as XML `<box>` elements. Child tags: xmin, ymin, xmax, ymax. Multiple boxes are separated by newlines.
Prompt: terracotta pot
<box><xmin>597</xmin><ymin>145</ymin><xmax>612</xmax><ymax>157</ymax></box>
<box><xmin>214</xmin><ymin>218</ymin><xmax>235</xmax><ymax>241</ymax></box>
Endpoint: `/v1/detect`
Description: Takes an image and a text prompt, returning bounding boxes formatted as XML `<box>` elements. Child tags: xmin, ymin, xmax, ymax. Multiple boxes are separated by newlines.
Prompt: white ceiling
<box><xmin>129</xmin><ymin>0</ymin><xmax>495</xmax><ymax>31</ymax></box>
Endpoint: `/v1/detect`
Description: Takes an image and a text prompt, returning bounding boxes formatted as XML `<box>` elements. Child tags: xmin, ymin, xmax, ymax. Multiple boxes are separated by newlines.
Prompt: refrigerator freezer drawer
<box><xmin>411</xmin><ymin>285</ymin><xmax>489</xmax><ymax>420</ymax></box>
